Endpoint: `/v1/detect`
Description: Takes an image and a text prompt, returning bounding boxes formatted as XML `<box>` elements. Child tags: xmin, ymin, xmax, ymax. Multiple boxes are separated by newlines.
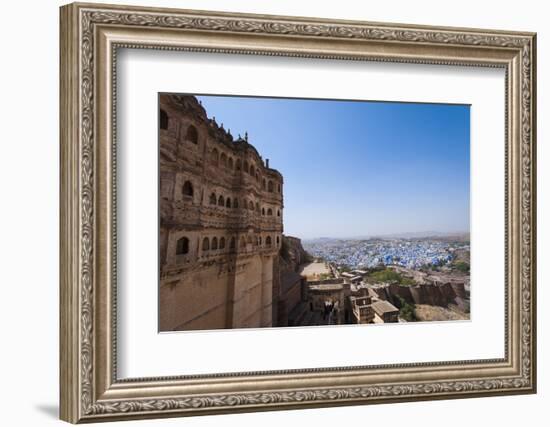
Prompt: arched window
<box><xmin>259</xmin><ymin>236</ymin><xmax>262</xmax><ymax>245</ymax></box>
<box><xmin>209</xmin><ymin>193</ymin><xmax>216</xmax><ymax>205</ymax></box>
<box><xmin>268</xmin><ymin>181</ymin><xmax>274</xmax><ymax>192</ymax></box>
<box><xmin>211</xmin><ymin>148</ymin><xmax>219</xmax><ymax>165</ymax></box>
<box><xmin>220</xmin><ymin>237</ymin><xmax>226</xmax><ymax>249</ymax></box>
<box><xmin>176</xmin><ymin>237</ymin><xmax>189</xmax><ymax>255</ymax></box>
<box><xmin>262</xmin><ymin>179</ymin><xmax>266</xmax><ymax>190</ymax></box>
<box><xmin>267</xmin><ymin>208</ymin><xmax>273</xmax><ymax>216</ymax></box>
<box><xmin>230</xmin><ymin>237</ymin><xmax>236</xmax><ymax>250</ymax></box>
<box><xmin>185</xmin><ymin>125</ymin><xmax>198</xmax><ymax>144</ymax></box>
<box><xmin>256</xmin><ymin>202</ymin><xmax>260</xmax><ymax>213</ymax></box>
<box><xmin>277</xmin><ymin>209</ymin><xmax>280</xmax><ymax>217</ymax></box>
<box><xmin>228</xmin><ymin>157</ymin><xmax>234</xmax><ymax>169</ymax></box>
<box><xmin>233</xmin><ymin>198</ymin><xmax>239</xmax><ymax>208</ymax></box>
<box><xmin>248</xmin><ymin>201</ymin><xmax>254</xmax><ymax>210</ymax></box>
<box><xmin>236</xmin><ymin>159</ymin><xmax>241</xmax><ymax>171</ymax></box>
<box><xmin>276</xmin><ymin>236</ymin><xmax>280</xmax><ymax>246</ymax></box>
<box><xmin>266</xmin><ymin>236</ymin><xmax>272</xmax><ymax>247</ymax></box>
<box><xmin>160</xmin><ymin>109</ymin><xmax>169</xmax><ymax>130</ymax></box>
<box><xmin>211</xmin><ymin>237</ymin><xmax>218</xmax><ymax>250</ymax></box>
<box><xmin>182</xmin><ymin>181</ymin><xmax>193</xmax><ymax>197</ymax></box>
<box><xmin>278</xmin><ymin>184</ymin><xmax>281</xmax><ymax>193</ymax></box>
<box><xmin>262</xmin><ymin>207</ymin><xmax>265</xmax><ymax>216</ymax></box>
<box><xmin>218</xmin><ymin>195</ymin><xmax>224</xmax><ymax>206</ymax></box>
<box><xmin>226</xmin><ymin>198</ymin><xmax>231</xmax><ymax>208</ymax></box>
<box><xmin>220</xmin><ymin>152</ymin><xmax>227</xmax><ymax>168</ymax></box>
<box><xmin>202</xmin><ymin>237</ymin><xmax>210</xmax><ymax>251</ymax></box>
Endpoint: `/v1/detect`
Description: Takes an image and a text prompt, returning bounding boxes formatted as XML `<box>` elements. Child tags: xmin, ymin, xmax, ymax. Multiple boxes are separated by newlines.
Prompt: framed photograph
<box><xmin>60</xmin><ymin>2</ymin><xmax>537</xmax><ymax>423</ymax></box>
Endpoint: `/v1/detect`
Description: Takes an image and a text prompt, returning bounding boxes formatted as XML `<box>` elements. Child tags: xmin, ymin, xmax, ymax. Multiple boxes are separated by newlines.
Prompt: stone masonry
<box><xmin>159</xmin><ymin>94</ymin><xmax>283</xmax><ymax>331</ymax></box>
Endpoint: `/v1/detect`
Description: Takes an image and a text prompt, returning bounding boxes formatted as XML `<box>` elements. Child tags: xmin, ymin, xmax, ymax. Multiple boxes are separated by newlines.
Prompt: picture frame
<box><xmin>59</xmin><ymin>2</ymin><xmax>537</xmax><ymax>423</ymax></box>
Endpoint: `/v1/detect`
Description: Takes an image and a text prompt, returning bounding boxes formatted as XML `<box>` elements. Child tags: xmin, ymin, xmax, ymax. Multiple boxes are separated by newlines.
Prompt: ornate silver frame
<box><xmin>60</xmin><ymin>2</ymin><xmax>537</xmax><ymax>423</ymax></box>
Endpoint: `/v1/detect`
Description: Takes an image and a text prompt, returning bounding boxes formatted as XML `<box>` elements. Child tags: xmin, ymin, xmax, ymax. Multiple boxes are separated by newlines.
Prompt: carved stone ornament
<box><xmin>60</xmin><ymin>2</ymin><xmax>536</xmax><ymax>423</ymax></box>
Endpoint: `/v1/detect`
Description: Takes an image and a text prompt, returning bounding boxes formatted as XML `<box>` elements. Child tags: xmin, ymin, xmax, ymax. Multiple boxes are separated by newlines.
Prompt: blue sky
<box><xmin>197</xmin><ymin>95</ymin><xmax>470</xmax><ymax>239</ymax></box>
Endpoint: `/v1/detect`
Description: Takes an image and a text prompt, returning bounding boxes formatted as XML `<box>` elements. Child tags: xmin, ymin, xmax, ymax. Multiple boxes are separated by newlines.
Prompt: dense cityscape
<box><xmin>303</xmin><ymin>236</ymin><xmax>470</xmax><ymax>270</ymax></box>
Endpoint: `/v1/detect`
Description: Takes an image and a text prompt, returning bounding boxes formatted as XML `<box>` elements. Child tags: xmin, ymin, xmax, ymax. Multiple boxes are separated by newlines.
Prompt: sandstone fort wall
<box><xmin>159</xmin><ymin>94</ymin><xmax>283</xmax><ymax>331</ymax></box>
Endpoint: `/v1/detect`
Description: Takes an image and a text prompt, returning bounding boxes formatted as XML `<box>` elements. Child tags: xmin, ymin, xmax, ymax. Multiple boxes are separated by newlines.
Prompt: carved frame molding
<box><xmin>60</xmin><ymin>2</ymin><xmax>536</xmax><ymax>423</ymax></box>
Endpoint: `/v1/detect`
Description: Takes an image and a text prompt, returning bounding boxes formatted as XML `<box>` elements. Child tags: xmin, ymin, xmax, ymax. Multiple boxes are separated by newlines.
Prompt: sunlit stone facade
<box><xmin>159</xmin><ymin>94</ymin><xmax>283</xmax><ymax>331</ymax></box>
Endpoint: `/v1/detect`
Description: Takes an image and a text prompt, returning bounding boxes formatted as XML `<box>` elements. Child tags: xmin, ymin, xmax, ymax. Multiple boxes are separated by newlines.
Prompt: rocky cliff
<box><xmin>271</xmin><ymin>235</ymin><xmax>312</xmax><ymax>326</ymax></box>
<box><xmin>370</xmin><ymin>282</ymin><xmax>469</xmax><ymax>312</ymax></box>
<box><xmin>278</xmin><ymin>235</ymin><xmax>311</xmax><ymax>274</ymax></box>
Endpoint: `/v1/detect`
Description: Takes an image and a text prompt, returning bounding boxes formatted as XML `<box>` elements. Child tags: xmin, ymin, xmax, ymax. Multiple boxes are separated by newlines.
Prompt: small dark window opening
<box><xmin>160</xmin><ymin>109</ymin><xmax>169</xmax><ymax>130</ymax></box>
<box><xmin>182</xmin><ymin>181</ymin><xmax>193</xmax><ymax>197</ymax></box>
<box><xmin>218</xmin><ymin>195</ymin><xmax>224</xmax><ymax>206</ymax></box>
<box><xmin>267</xmin><ymin>208</ymin><xmax>273</xmax><ymax>216</ymax></box>
<box><xmin>211</xmin><ymin>237</ymin><xmax>218</xmax><ymax>250</ymax></box>
<box><xmin>262</xmin><ymin>208</ymin><xmax>265</xmax><ymax>216</ymax></box>
<box><xmin>268</xmin><ymin>181</ymin><xmax>274</xmax><ymax>192</ymax></box>
<box><xmin>266</xmin><ymin>236</ymin><xmax>272</xmax><ymax>246</ymax></box>
<box><xmin>211</xmin><ymin>148</ymin><xmax>219</xmax><ymax>165</ymax></box>
<box><xmin>226</xmin><ymin>198</ymin><xmax>231</xmax><ymax>208</ymax></box>
<box><xmin>277</xmin><ymin>209</ymin><xmax>280</xmax><ymax>217</ymax></box>
<box><xmin>233</xmin><ymin>198</ymin><xmax>239</xmax><ymax>208</ymax></box>
<box><xmin>230</xmin><ymin>237</ymin><xmax>236</xmax><ymax>250</ymax></box>
<box><xmin>209</xmin><ymin>193</ymin><xmax>216</xmax><ymax>205</ymax></box>
<box><xmin>220</xmin><ymin>237</ymin><xmax>226</xmax><ymax>249</ymax></box>
<box><xmin>186</xmin><ymin>125</ymin><xmax>198</xmax><ymax>144</ymax></box>
<box><xmin>202</xmin><ymin>237</ymin><xmax>210</xmax><ymax>251</ymax></box>
<box><xmin>176</xmin><ymin>237</ymin><xmax>189</xmax><ymax>255</ymax></box>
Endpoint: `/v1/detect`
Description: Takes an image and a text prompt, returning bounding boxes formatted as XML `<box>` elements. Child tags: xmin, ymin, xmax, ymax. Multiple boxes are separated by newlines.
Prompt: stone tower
<box><xmin>158</xmin><ymin>94</ymin><xmax>284</xmax><ymax>331</ymax></box>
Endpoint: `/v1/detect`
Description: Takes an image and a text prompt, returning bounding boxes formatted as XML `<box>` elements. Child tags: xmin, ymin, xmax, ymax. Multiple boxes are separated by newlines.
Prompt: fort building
<box><xmin>349</xmin><ymin>294</ymin><xmax>375</xmax><ymax>324</ymax></box>
<box><xmin>372</xmin><ymin>300</ymin><xmax>400</xmax><ymax>323</ymax></box>
<box><xmin>159</xmin><ymin>94</ymin><xmax>283</xmax><ymax>331</ymax></box>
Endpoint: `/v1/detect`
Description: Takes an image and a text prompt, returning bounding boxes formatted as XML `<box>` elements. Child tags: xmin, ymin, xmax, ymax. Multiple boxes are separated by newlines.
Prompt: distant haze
<box><xmin>197</xmin><ymin>95</ymin><xmax>470</xmax><ymax>240</ymax></box>
<box><xmin>303</xmin><ymin>231</ymin><xmax>470</xmax><ymax>242</ymax></box>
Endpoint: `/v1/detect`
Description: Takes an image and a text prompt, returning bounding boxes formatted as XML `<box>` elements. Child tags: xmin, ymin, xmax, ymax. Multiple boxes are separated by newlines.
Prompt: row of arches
<box><xmin>175</xmin><ymin>234</ymin><xmax>281</xmax><ymax>256</ymax></box>
<box><xmin>209</xmin><ymin>148</ymin><xmax>281</xmax><ymax>194</ymax></box>
<box><xmin>175</xmin><ymin>236</ymin><xmax>232</xmax><ymax>255</ymax></box>
<box><xmin>207</xmin><ymin>191</ymin><xmax>281</xmax><ymax>217</ymax></box>
<box><xmin>181</xmin><ymin>180</ymin><xmax>280</xmax><ymax>217</ymax></box>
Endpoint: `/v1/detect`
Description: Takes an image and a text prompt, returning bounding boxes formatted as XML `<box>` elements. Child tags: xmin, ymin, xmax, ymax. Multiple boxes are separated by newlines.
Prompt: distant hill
<box><xmin>372</xmin><ymin>231</ymin><xmax>470</xmax><ymax>241</ymax></box>
<box><xmin>303</xmin><ymin>231</ymin><xmax>470</xmax><ymax>242</ymax></box>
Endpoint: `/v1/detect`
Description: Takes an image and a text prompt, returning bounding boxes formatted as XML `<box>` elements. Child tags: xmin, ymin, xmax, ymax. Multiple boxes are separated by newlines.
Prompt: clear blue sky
<box><xmin>197</xmin><ymin>95</ymin><xmax>470</xmax><ymax>239</ymax></box>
